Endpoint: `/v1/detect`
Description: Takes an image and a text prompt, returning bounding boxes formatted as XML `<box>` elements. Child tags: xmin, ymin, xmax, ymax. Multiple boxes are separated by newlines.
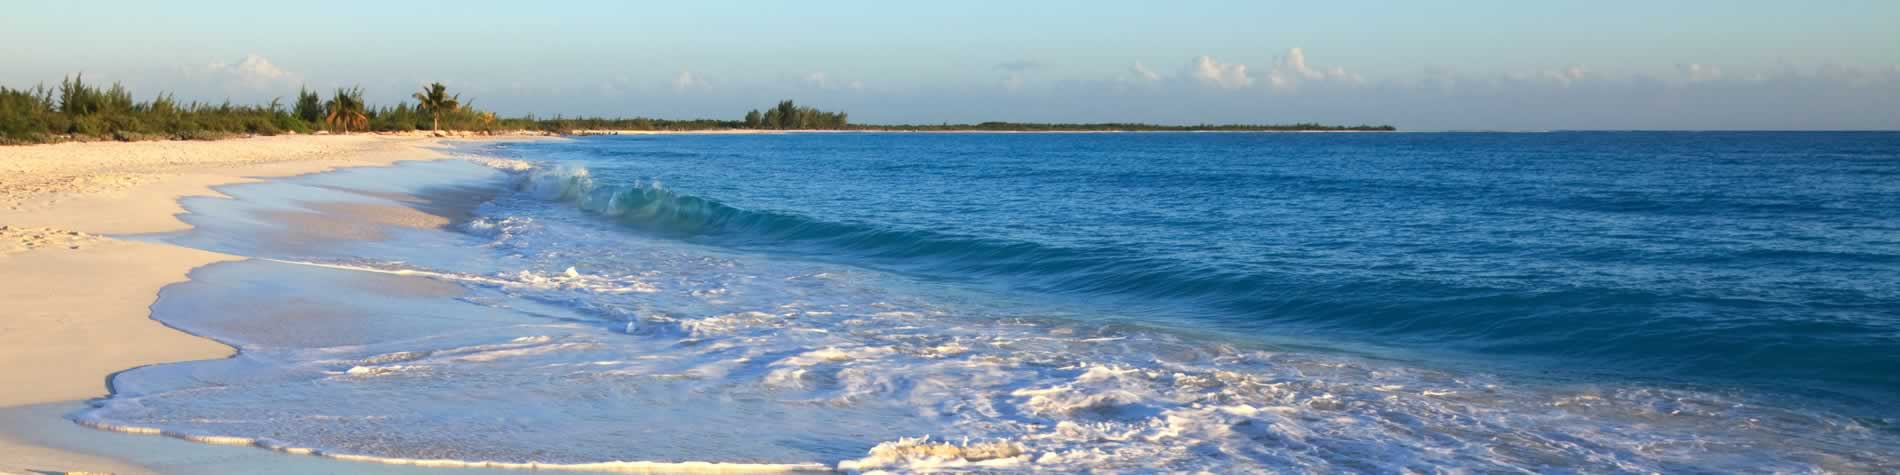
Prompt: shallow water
<box><xmin>81</xmin><ymin>133</ymin><xmax>1900</xmax><ymax>472</ymax></box>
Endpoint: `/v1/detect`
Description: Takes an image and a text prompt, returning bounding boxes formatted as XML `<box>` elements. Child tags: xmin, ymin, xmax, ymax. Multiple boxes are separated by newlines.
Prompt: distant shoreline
<box><xmin>567</xmin><ymin>127</ymin><xmax>1397</xmax><ymax>136</ymax></box>
<box><xmin>3</xmin><ymin>76</ymin><xmax>1393</xmax><ymax>145</ymax></box>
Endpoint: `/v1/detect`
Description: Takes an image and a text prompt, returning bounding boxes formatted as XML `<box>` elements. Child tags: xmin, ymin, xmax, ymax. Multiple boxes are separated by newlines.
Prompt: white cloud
<box><xmin>992</xmin><ymin>60</ymin><xmax>1045</xmax><ymax>92</ymax></box>
<box><xmin>1185</xmin><ymin>55</ymin><xmax>1252</xmax><ymax>89</ymax></box>
<box><xmin>801</xmin><ymin>71</ymin><xmax>864</xmax><ymax>92</ymax></box>
<box><xmin>1539</xmin><ymin>65</ymin><xmax>1593</xmax><ymax>87</ymax></box>
<box><xmin>1129</xmin><ymin>62</ymin><xmax>1162</xmax><ymax>82</ymax></box>
<box><xmin>672</xmin><ymin>70</ymin><xmax>707</xmax><ymax>92</ymax></box>
<box><xmin>1002</xmin><ymin>74</ymin><xmax>1026</xmax><ymax>91</ymax></box>
<box><xmin>202</xmin><ymin>54</ymin><xmax>295</xmax><ymax>89</ymax></box>
<box><xmin>1496</xmin><ymin>65</ymin><xmax>1594</xmax><ymax>87</ymax></box>
<box><xmin>598</xmin><ymin>74</ymin><xmax>636</xmax><ymax>96</ymax></box>
<box><xmin>804</xmin><ymin>72</ymin><xmax>831</xmax><ymax>88</ymax></box>
<box><xmin>170</xmin><ymin>54</ymin><xmax>302</xmax><ymax>102</ymax></box>
<box><xmin>1121</xmin><ymin>49</ymin><xmax>1362</xmax><ymax>91</ymax></box>
<box><xmin>1123</xmin><ymin>50</ymin><xmax>1359</xmax><ymax>91</ymax></box>
<box><xmin>1679</xmin><ymin>63</ymin><xmax>1724</xmax><ymax>81</ymax></box>
<box><xmin>1264</xmin><ymin>48</ymin><xmax>1361</xmax><ymax>90</ymax></box>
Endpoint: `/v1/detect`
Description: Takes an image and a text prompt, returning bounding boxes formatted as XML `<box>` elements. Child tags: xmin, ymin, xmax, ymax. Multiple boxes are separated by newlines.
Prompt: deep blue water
<box><xmin>506</xmin><ymin>132</ymin><xmax>1900</xmax><ymax>400</ymax></box>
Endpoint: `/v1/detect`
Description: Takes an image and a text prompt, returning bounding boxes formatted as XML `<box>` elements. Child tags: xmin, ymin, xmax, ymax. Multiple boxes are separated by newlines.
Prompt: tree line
<box><xmin>2</xmin><ymin>74</ymin><xmax>1392</xmax><ymax>145</ymax></box>
<box><xmin>0</xmin><ymin>75</ymin><xmax>502</xmax><ymax>144</ymax></box>
<box><xmin>523</xmin><ymin>101</ymin><xmax>849</xmax><ymax>131</ymax></box>
<box><xmin>744</xmin><ymin>100</ymin><xmax>848</xmax><ymax>129</ymax></box>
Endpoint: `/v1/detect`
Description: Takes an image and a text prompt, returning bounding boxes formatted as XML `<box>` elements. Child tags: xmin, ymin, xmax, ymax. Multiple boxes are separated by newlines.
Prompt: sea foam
<box><xmin>76</xmin><ymin>136</ymin><xmax>1900</xmax><ymax>473</ymax></box>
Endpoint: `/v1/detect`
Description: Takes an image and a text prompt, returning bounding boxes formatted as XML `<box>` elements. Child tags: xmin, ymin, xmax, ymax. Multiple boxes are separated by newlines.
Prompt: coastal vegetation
<box><xmin>2</xmin><ymin>75</ymin><xmax>315</xmax><ymax>144</ymax></box>
<box><xmin>412</xmin><ymin>83</ymin><xmax>462</xmax><ymax>132</ymax></box>
<box><xmin>1</xmin><ymin>74</ymin><xmax>1391</xmax><ymax>144</ymax></box>
<box><xmin>323</xmin><ymin>87</ymin><xmax>369</xmax><ymax>133</ymax></box>
<box><xmin>0</xmin><ymin>75</ymin><xmax>507</xmax><ymax>144</ymax></box>
<box><xmin>746</xmin><ymin>100</ymin><xmax>849</xmax><ymax>129</ymax></box>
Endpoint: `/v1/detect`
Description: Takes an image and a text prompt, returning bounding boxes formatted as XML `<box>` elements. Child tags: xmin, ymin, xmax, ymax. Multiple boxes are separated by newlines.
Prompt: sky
<box><xmin>4</xmin><ymin>0</ymin><xmax>1897</xmax><ymax>130</ymax></box>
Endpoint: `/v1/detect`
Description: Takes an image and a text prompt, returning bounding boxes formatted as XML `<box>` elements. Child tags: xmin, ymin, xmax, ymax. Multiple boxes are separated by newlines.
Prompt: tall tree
<box><xmin>775</xmin><ymin>100</ymin><xmax>798</xmax><ymax>129</ymax></box>
<box><xmin>411</xmin><ymin>82</ymin><xmax>461</xmax><ymax>132</ymax></box>
<box><xmin>324</xmin><ymin>87</ymin><xmax>368</xmax><ymax>133</ymax></box>
<box><xmin>744</xmin><ymin>109</ymin><xmax>762</xmax><ymax>128</ymax></box>
<box><xmin>293</xmin><ymin>87</ymin><xmax>324</xmax><ymax>124</ymax></box>
<box><xmin>762</xmin><ymin>108</ymin><xmax>781</xmax><ymax>128</ymax></box>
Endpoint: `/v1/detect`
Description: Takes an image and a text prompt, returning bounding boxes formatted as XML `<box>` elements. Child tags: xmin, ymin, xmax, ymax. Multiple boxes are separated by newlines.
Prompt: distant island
<box><xmin>1</xmin><ymin>76</ymin><xmax>1393</xmax><ymax>145</ymax></box>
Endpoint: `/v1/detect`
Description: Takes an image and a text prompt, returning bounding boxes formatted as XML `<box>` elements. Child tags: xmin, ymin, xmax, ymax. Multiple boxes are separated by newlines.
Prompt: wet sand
<box><xmin>0</xmin><ymin>134</ymin><xmax>538</xmax><ymax>474</ymax></box>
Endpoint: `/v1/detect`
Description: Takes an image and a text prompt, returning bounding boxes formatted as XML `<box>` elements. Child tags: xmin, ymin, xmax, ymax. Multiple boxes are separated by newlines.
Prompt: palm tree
<box><xmin>412</xmin><ymin>82</ymin><xmax>460</xmax><ymax>132</ymax></box>
<box><xmin>323</xmin><ymin>87</ymin><xmax>367</xmax><ymax>133</ymax></box>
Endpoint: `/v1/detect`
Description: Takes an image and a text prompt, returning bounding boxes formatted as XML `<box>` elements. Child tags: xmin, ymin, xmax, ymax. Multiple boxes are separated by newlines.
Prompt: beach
<box><xmin>0</xmin><ymin>134</ymin><xmax>504</xmax><ymax>474</ymax></box>
<box><xmin>6</xmin><ymin>1</ymin><xmax>1895</xmax><ymax>471</ymax></box>
<box><xmin>1</xmin><ymin>132</ymin><xmax>1895</xmax><ymax>474</ymax></box>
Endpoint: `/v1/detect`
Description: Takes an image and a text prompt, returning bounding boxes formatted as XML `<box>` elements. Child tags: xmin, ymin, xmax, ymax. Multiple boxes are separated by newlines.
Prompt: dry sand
<box><xmin>0</xmin><ymin>134</ymin><xmax>517</xmax><ymax>474</ymax></box>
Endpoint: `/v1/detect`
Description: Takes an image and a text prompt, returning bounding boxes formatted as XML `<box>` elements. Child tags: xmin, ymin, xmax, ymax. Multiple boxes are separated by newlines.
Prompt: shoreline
<box><xmin>0</xmin><ymin>134</ymin><xmax>541</xmax><ymax>474</ymax></box>
<box><xmin>9</xmin><ymin>132</ymin><xmax>1896</xmax><ymax>473</ymax></box>
<box><xmin>565</xmin><ymin>128</ymin><xmax>1395</xmax><ymax>136</ymax></box>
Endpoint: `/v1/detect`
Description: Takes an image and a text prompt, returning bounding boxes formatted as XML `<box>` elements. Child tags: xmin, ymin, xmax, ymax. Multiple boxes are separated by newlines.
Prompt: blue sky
<box><xmin>4</xmin><ymin>1</ymin><xmax>1897</xmax><ymax>129</ymax></box>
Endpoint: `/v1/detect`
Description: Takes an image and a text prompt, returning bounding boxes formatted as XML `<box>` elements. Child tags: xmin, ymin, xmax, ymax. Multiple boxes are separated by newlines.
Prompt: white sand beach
<box><xmin>0</xmin><ymin>134</ymin><xmax>511</xmax><ymax>474</ymax></box>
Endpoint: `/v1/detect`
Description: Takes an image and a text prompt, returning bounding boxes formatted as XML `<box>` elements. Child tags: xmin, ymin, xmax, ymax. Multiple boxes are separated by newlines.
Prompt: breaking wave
<box><xmin>508</xmin><ymin>164</ymin><xmax>1900</xmax><ymax>397</ymax></box>
<box><xmin>79</xmin><ymin>134</ymin><xmax>1900</xmax><ymax>473</ymax></box>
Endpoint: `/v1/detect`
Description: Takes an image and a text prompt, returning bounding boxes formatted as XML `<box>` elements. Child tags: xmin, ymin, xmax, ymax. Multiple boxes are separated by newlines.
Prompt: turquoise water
<box><xmin>511</xmin><ymin>132</ymin><xmax>1900</xmax><ymax>397</ymax></box>
<box><xmin>82</xmin><ymin>133</ymin><xmax>1900</xmax><ymax>472</ymax></box>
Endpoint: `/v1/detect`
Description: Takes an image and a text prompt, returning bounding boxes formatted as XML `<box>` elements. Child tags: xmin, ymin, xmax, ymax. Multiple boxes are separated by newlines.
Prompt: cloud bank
<box><xmin>1019</xmin><ymin>49</ymin><xmax>1898</xmax><ymax>129</ymax></box>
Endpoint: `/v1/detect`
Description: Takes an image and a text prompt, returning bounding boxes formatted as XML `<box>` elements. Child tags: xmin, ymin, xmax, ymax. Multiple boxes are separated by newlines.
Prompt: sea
<box><xmin>77</xmin><ymin>132</ymin><xmax>1900</xmax><ymax>472</ymax></box>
